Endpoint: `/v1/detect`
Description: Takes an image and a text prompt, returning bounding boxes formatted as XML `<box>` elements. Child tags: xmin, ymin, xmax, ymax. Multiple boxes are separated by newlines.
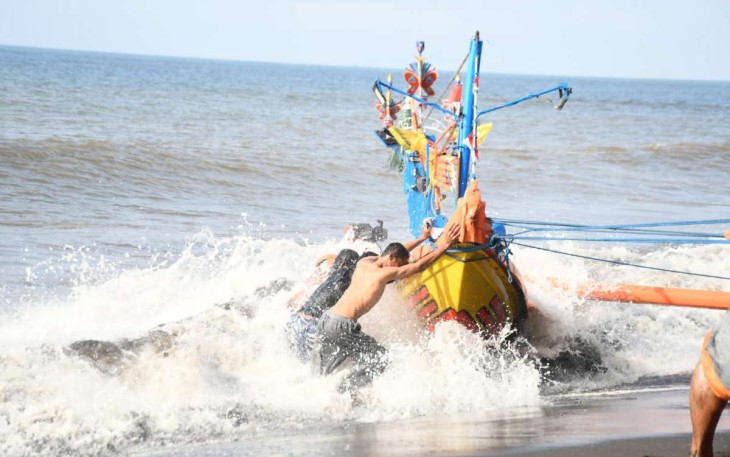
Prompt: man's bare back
<box><xmin>330</xmin><ymin>224</ymin><xmax>460</xmax><ymax>321</ymax></box>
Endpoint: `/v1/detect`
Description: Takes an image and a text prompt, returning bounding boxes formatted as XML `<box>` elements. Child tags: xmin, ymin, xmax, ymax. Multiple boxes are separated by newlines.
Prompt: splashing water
<box><xmin>0</xmin><ymin>227</ymin><xmax>726</xmax><ymax>456</ymax></box>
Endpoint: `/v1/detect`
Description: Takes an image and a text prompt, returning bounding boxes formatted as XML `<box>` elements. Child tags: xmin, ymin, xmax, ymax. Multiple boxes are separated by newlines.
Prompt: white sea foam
<box><xmin>1</xmin><ymin>229</ymin><xmax>727</xmax><ymax>456</ymax></box>
<box><xmin>516</xmin><ymin>241</ymin><xmax>728</xmax><ymax>391</ymax></box>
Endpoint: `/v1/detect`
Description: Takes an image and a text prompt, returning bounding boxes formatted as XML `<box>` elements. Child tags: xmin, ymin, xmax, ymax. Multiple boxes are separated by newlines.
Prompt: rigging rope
<box><xmin>423</xmin><ymin>51</ymin><xmax>470</xmax><ymax>122</ymax></box>
<box><xmin>491</xmin><ymin>218</ymin><xmax>730</xmax><ymax>243</ymax></box>
<box><xmin>510</xmin><ymin>241</ymin><xmax>730</xmax><ymax>281</ymax></box>
<box><xmin>493</xmin><ymin>218</ymin><xmax>730</xmax><ymax>231</ymax></box>
<box><xmin>503</xmin><ymin>236</ymin><xmax>730</xmax><ymax>244</ymax></box>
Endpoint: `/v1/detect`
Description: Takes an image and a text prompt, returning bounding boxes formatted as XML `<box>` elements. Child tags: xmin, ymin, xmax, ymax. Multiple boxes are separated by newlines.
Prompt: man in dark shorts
<box><xmin>288</xmin><ymin>221</ymin><xmax>434</xmax><ymax>362</ymax></box>
<box><xmin>690</xmin><ymin>311</ymin><xmax>730</xmax><ymax>457</ymax></box>
<box><xmin>286</xmin><ymin>249</ymin><xmax>360</xmax><ymax>362</ymax></box>
<box><xmin>310</xmin><ymin>224</ymin><xmax>460</xmax><ymax>394</ymax></box>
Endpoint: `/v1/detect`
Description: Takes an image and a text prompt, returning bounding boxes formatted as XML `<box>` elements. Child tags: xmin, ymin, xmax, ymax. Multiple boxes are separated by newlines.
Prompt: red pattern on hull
<box><xmin>417</xmin><ymin>300</ymin><xmax>439</xmax><ymax>319</ymax></box>
<box><xmin>427</xmin><ymin>308</ymin><xmax>480</xmax><ymax>333</ymax></box>
<box><xmin>491</xmin><ymin>295</ymin><xmax>506</xmax><ymax>323</ymax></box>
<box><xmin>405</xmin><ymin>285</ymin><xmax>510</xmax><ymax>336</ymax></box>
<box><xmin>407</xmin><ymin>285</ymin><xmax>430</xmax><ymax>308</ymax></box>
<box><xmin>476</xmin><ymin>307</ymin><xmax>495</xmax><ymax>329</ymax></box>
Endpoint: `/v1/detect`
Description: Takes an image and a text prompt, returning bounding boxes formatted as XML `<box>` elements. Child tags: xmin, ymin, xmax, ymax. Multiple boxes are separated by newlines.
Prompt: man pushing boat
<box><xmin>286</xmin><ymin>221</ymin><xmax>435</xmax><ymax>362</ymax></box>
<box><xmin>310</xmin><ymin>223</ymin><xmax>461</xmax><ymax>395</ymax></box>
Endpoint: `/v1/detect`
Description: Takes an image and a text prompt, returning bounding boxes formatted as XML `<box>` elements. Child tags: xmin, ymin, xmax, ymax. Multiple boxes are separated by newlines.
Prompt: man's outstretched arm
<box><xmin>402</xmin><ymin>220</ymin><xmax>432</xmax><ymax>253</ymax></box>
<box><xmin>392</xmin><ymin>224</ymin><xmax>460</xmax><ymax>281</ymax></box>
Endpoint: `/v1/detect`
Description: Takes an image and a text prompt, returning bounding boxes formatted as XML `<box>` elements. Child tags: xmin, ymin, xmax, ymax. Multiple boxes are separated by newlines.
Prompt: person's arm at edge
<box><xmin>391</xmin><ymin>224</ymin><xmax>460</xmax><ymax>281</ymax></box>
<box><xmin>402</xmin><ymin>220</ymin><xmax>432</xmax><ymax>252</ymax></box>
<box><xmin>402</xmin><ymin>232</ymin><xmax>429</xmax><ymax>253</ymax></box>
<box><xmin>315</xmin><ymin>254</ymin><xmax>336</xmax><ymax>267</ymax></box>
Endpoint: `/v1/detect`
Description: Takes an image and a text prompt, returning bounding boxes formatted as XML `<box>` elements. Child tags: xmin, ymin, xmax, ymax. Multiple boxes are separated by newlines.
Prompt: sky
<box><xmin>1</xmin><ymin>0</ymin><xmax>729</xmax><ymax>81</ymax></box>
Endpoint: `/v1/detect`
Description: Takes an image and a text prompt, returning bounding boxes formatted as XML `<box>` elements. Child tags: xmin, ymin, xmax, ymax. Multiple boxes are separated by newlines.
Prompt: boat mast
<box><xmin>457</xmin><ymin>32</ymin><xmax>482</xmax><ymax>198</ymax></box>
<box><xmin>416</xmin><ymin>40</ymin><xmax>425</xmax><ymax>127</ymax></box>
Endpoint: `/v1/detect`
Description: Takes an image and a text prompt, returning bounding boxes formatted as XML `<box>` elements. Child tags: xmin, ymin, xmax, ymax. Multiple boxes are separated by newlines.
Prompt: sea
<box><xmin>1</xmin><ymin>45</ymin><xmax>729</xmax><ymax>457</ymax></box>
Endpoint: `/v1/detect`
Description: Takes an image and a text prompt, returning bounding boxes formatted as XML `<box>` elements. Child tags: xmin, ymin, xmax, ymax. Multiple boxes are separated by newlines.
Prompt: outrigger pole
<box><xmin>476</xmin><ymin>83</ymin><xmax>572</xmax><ymax>119</ymax></box>
<box><xmin>372</xmin><ymin>80</ymin><xmax>570</xmax><ymax>122</ymax></box>
<box><xmin>547</xmin><ymin>278</ymin><xmax>730</xmax><ymax>310</ymax></box>
<box><xmin>578</xmin><ymin>284</ymin><xmax>730</xmax><ymax>311</ymax></box>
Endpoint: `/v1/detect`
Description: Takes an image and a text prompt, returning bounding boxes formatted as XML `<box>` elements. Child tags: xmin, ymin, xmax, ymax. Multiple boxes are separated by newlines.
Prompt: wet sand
<box><xmin>139</xmin><ymin>387</ymin><xmax>730</xmax><ymax>456</ymax></box>
<box><xmin>491</xmin><ymin>433</ymin><xmax>730</xmax><ymax>457</ymax></box>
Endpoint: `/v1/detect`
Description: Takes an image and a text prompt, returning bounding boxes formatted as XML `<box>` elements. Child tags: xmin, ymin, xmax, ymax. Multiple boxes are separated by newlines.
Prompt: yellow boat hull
<box><xmin>401</xmin><ymin>244</ymin><xmax>528</xmax><ymax>335</ymax></box>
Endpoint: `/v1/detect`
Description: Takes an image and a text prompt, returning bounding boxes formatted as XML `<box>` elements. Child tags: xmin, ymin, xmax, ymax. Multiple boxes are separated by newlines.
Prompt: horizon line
<box><xmin>2</xmin><ymin>42</ymin><xmax>729</xmax><ymax>84</ymax></box>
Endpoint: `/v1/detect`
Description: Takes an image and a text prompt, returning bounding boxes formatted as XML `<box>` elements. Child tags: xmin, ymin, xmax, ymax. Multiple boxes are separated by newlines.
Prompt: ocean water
<box><xmin>1</xmin><ymin>45</ymin><xmax>730</xmax><ymax>456</ymax></box>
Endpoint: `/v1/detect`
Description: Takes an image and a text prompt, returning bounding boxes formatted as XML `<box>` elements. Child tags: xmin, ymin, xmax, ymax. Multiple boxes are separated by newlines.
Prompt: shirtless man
<box><xmin>310</xmin><ymin>223</ymin><xmax>460</xmax><ymax>393</ymax></box>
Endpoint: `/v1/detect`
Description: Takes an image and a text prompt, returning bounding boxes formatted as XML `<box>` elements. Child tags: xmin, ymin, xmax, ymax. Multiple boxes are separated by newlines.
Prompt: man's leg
<box><xmin>311</xmin><ymin>312</ymin><xmax>353</xmax><ymax>375</ymax></box>
<box><xmin>690</xmin><ymin>361</ymin><xmax>728</xmax><ymax>457</ymax></box>
<box><xmin>286</xmin><ymin>314</ymin><xmax>316</xmax><ymax>362</ymax></box>
<box><xmin>338</xmin><ymin>331</ymin><xmax>389</xmax><ymax>393</ymax></box>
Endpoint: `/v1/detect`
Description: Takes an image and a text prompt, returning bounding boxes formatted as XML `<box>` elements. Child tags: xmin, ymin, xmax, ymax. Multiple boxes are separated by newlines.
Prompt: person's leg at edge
<box><xmin>690</xmin><ymin>361</ymin><xmax>728</xmax><ymax>457</ymax></box>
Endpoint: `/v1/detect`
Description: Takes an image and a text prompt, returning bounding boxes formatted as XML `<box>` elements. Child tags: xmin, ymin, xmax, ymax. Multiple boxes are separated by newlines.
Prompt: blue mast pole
<box><xmin>457</xmin><ymin>32</ymin><xmax>483</xmax><ymax>198</ymax></box>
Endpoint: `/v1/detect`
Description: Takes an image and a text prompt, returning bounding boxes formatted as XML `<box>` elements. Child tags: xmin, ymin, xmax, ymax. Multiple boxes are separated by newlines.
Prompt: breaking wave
<box><xmin>0</xmin><ymin>228</ymin><xmax>726</xmax><ymax>456</ymax></box>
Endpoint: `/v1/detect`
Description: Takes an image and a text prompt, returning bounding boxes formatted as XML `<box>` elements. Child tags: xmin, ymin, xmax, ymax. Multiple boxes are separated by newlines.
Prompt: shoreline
<box><xmin>489</xmin><ymin>432</ymin><xmax>730</xmax><ymax>457</ymax></box>
<box><xmin>135</xmin><ymin>388</ymin><xmax>730</xmax><ymax>457</ymax></box>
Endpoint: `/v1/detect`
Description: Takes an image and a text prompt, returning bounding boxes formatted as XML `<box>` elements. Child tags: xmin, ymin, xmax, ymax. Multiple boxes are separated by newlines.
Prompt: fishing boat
<box><xmin>373</xmin><ymin>32</ymin><xmax>570</xmax><ymax>335</ymax></box>
<box><xmin>373</xmin><ymin>32</ymin><xmax>730</xmax><ymax>335</ymax></box>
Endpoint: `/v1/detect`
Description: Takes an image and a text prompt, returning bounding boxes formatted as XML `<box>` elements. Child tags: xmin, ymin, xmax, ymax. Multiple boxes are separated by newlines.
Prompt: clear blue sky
<box><xmin>2</xmin><ymin>0</ymin><xmax>729</xmax><ymax>81</ymax></box>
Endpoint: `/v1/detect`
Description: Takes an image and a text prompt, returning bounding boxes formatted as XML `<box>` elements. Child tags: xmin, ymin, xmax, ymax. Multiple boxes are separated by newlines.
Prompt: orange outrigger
<box><xmin>578</xmin><ymin>284</ymin><xmax>730</xmax><ymax>311</ymax></box>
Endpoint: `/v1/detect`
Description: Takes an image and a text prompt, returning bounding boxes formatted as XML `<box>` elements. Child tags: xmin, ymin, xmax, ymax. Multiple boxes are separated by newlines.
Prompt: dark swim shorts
<box><xmin>310</xmin><ymin>310</ymin><xmax>388</xmax><ymax>392</ymax></box>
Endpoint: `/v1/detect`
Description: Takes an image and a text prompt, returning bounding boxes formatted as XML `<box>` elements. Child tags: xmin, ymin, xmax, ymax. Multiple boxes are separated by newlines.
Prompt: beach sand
<box><xmin>491</xmin><ymin>433</ymin><xmax>730</xmax><ymax>457</ymax></box>
<box><xmin>139</xmin><ymin>387</ymin><xmax>730</xmax><ymax>456</ymax></box>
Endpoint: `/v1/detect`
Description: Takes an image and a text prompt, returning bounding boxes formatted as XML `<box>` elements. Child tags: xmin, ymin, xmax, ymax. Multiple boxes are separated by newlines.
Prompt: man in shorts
<box><xmin>310</xmin><ymin>224</ymin><xmax>460</xmax><ymax>393</ymax></box>
<box><xmin>286</xmin><ymin>249</ymin><xmax>360</xmax><ymax>362</ymax></box>
<box><xmin>690</xmin><ymin>312</ymin><xmax>730</xmax><ymax>457</ymax></box>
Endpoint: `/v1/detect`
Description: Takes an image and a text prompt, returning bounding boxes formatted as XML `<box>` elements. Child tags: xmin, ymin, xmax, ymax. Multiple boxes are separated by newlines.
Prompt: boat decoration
<box><xmin>374</xmin><ymin>74</ymin><xmax>401</xmax><ymax>127</ymax></box>
<box><xmin>404</xmin><ymin>41</ymin><xmax>438</xmax><ymax>97</ymax></box>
